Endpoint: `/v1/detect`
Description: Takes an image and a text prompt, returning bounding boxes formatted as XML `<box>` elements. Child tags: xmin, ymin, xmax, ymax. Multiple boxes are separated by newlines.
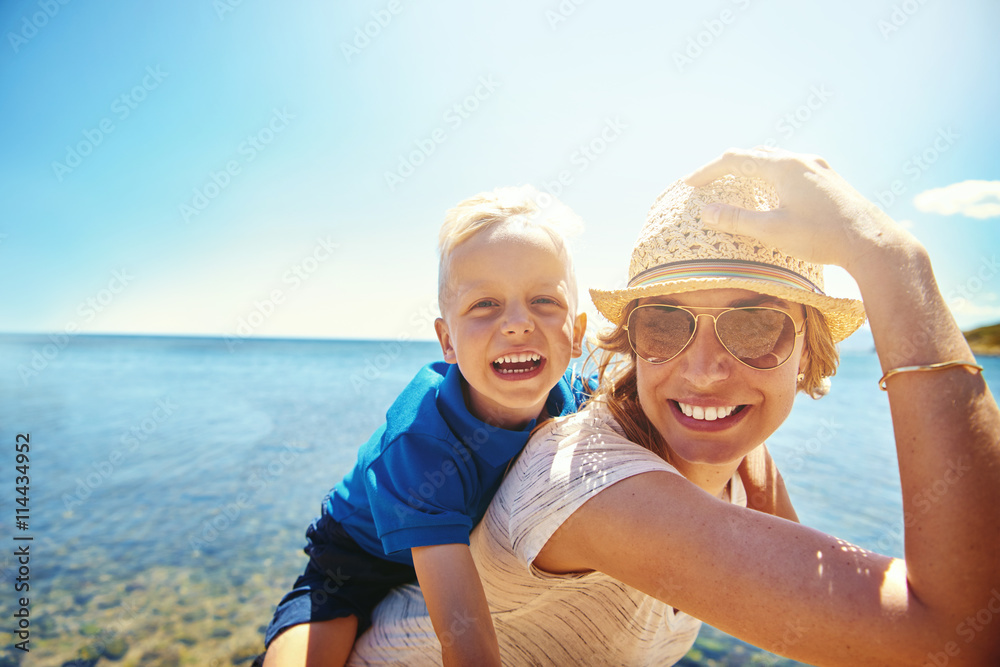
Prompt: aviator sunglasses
<box><xmin>624</xmin><ymin>304</ymin><xmax>806</xmax><ymax>370</ymax></box>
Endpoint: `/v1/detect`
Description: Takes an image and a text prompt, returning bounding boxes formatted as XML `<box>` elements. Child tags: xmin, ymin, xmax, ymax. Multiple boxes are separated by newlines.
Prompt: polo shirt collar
<box><xmin>436</xmin><ymin>363</ymin><xmax>572</xmax><ymax>468</ymax></box>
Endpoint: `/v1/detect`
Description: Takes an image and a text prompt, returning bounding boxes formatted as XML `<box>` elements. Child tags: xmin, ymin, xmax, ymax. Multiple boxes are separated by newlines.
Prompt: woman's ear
<box><xmin>796</xmin><ymin>346</ymin><xmax>810</xmax><ymax>390</ymax></box>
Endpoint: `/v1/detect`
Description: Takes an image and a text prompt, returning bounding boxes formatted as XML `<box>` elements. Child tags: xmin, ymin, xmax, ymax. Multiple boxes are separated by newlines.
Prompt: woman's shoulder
<box><xmin>528</xmin><ymin>400</ymin><xmax>649</xmax><ymax>460</ymax></box>
<box><xmin>535</xmin><ymin>399</ymin><xmax>625</xmax><ymax>439</ymax></box>
<box><xmin>514</xmin><ymin>400</ymin><xmax>678</xmax><ymax>499</ymax></box>
<box><xmin>500</xmin><ymin>400</ymin><xmax>680</xmax><ymax>569</ymax></box>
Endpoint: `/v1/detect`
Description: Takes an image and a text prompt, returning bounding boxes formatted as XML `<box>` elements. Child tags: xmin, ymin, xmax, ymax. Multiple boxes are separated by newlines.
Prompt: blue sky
<box><xmin>2</xmin><ymin>0</ymin><xmax>998</xmax><ymax>345</ymax></box>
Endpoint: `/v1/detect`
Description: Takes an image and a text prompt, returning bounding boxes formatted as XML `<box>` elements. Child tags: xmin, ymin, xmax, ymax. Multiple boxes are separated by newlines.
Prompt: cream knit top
<box><xmin>349</xmin><ymin>402</ymin><xmax>747</xmax><ymax>666</ymax></box>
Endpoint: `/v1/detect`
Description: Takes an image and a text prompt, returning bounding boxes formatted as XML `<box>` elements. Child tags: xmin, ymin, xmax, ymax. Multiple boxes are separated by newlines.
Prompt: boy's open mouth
<box><xmin>492</xmin><ymin>352</ymin><xmax>543</xmax><ymax>375</ymax></box>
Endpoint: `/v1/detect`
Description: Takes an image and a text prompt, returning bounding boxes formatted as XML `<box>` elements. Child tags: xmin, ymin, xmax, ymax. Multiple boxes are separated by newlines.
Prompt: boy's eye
<box><xmin>534</xmin><ymin>297</ymin><xmax>560</xmax><ymax>306</ymax></box>
<box><xmin>472</xmin><ymin>299</ymin><xmax>498</xmax><ymax>309</ymax></box>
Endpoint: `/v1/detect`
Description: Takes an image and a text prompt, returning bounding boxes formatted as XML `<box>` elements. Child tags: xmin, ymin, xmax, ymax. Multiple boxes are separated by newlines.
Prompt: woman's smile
<box><xmin>670</xmin><ymin>399</ymin><xmax>750</xmax><ymax>430</ymax></box>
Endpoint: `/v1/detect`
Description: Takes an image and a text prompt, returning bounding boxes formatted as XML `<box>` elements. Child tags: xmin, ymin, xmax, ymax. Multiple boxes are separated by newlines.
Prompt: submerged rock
<box><xmin>35</xmin><ymin>615</ymin><xmax>59</xmax><ymax>638</ymax></box>
<box><xmin>182</xmin><ymin>608</ymin><xmax>208</xmax><ymax>623</ymax></box>
<box><xmin>77</xmin><ymin>644</ymin><xmax>102</xmax><ymax>660</ymax></box>
<box><xmin>103</xmin><ymin>636</ymin><xmax>129</xmax><ymax>660</ymax></box>
<box><xmin>230</xmin><ymin>644</ymin><xmax>263</xmax><ymax>665</ymax></box>
<box><xmin>78</xmin><ymin>622</ymin><xmax>102</xmax><ymax>637</ymax></box>
<box><xmin>139</xmin><ymin>647</ymin><xmax>181</xmax><ymax>667</ymax></box>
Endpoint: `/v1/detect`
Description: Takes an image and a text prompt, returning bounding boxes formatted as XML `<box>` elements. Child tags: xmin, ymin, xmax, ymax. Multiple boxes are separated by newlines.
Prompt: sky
<box><xmin>2</xmin><ymin>0</ymin><xmax>998</xmax><ymax>347</ymax></box>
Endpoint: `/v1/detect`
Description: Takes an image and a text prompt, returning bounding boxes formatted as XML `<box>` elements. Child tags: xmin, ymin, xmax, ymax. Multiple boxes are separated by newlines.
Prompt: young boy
<box><xmin>260</xmin><ymin>186</ymin><xmax>589</xmax><ymax>666</ymax></box>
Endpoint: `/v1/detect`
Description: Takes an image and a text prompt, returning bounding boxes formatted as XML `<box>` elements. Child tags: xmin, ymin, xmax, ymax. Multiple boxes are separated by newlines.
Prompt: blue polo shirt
<box><xmin>326</xmin><ymin>361</ymin><xmax>589</xmax><ymax>566</ymax></box>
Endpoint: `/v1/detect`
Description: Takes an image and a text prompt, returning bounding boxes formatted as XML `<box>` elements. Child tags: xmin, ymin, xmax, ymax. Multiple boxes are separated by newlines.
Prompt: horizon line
<box><xmin>0</xmin><ymin>331</ymin><xmax>442</xmax><ymax>344</ymax></box>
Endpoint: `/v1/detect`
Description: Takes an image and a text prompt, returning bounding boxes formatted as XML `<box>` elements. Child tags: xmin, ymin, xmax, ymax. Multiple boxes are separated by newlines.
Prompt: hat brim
<box><xmin>590</xmin><ymin>277</ymin><xmax>866</xmax><ymax>344</ymax></box>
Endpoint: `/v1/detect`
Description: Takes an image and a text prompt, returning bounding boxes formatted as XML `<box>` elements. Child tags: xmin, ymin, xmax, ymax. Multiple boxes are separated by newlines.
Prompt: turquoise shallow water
<box><xmin>1</xmin><ymin>334</ymin><xmax>997</xmax><ymax>666</ymax></box>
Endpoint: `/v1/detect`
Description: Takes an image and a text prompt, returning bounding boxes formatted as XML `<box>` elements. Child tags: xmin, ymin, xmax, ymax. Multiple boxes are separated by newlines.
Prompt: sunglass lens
<box><xmin>629</xmin><ymin>306</ymin><xmax>694</xmax><ymax>363</ymax></box>
<box><xmin>716</xmin><ymin>309</ymin><xmax>795</xmax><ymax>369</ymax></box>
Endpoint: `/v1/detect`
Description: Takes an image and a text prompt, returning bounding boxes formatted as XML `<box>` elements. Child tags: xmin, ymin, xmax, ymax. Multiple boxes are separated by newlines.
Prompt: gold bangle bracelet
<box><xmin>878</xmin><ymin>360</ymin><xmax>984</xmax><ymax>391</ymax></box>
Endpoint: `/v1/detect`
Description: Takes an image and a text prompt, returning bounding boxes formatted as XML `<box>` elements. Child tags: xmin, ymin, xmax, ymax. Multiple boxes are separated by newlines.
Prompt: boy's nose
<box><xmin>677</xmin><ymin>316</ymin><xmax>731</xmax><ymax>386</ymax></box>
<box><xmin>502</xmin><ymin>305</ymin><xmax>534</xmax><ymax>335</ymax></box>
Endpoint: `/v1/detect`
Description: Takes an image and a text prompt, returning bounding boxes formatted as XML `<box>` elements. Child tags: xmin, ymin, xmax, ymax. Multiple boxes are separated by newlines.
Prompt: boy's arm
<box><xmin>412</xmin><ymin>543</ymin><xmax>502</xmax><ymax>667</ymax></box>
<box><xmin>738</xmin><ymin>443</ymin><xmax>799</xmax><ymax>522</ymax></box>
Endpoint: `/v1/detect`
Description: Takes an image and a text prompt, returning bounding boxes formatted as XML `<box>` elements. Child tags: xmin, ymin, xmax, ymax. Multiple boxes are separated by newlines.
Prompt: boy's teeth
<box><xmin>677</xmin><ymin>402</ymin><xmax>739</xmax><ymax>421</ymax></box>
<box><xmin>492</xmin><ymin>352</ymin><xmax>542</xmax><ymax>374</ymax></box>
<box><xmin>495</xmin><ymin>352</ymin><xmax>540</xmax><ymax>364</ymax></box>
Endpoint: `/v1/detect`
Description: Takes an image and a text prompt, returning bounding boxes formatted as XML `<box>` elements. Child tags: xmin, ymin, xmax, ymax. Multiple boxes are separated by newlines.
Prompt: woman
<box><xmin>349</xmin><ymin>149</ymin><xmax>1000</xmax><ymax>665</ymax></box>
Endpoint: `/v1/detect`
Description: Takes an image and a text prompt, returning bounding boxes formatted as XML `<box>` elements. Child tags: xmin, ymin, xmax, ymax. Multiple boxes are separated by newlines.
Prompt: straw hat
<box><xmin>590</xmin><ymin>176</ymin><xmax>866</xmax><ymax>343</ymax></box>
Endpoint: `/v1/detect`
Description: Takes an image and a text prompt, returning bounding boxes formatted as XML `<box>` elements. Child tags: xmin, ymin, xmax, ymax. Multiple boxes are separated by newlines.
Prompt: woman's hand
<box><xmin>684</xmin><ymin>147</ymin><xmax>917</xmax><ymax>277</ymax></box>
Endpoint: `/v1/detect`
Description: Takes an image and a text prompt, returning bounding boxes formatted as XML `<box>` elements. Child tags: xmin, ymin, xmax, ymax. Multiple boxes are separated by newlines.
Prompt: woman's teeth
<box><xmin>676</xmin><ymin>402</ymin><xmax>740</xmax><ymax>421</ymax></box>
<box><xmin>493</xmin><ymin>352</ymin><xmax>542</xmax><ymax>374</ymax></box>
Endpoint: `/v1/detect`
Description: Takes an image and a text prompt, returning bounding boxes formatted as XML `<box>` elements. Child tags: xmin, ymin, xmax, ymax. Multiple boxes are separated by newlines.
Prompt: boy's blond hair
<box><xmin>437</xmin><ymin>185</ymin><xmax>581</xmax><ymax>314</ymax></box>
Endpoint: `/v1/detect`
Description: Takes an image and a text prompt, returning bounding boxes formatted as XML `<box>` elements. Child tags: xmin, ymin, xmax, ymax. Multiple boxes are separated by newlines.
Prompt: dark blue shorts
<box><xmin>264</xmin><ymin>515</ymin><xmax>417</xmax><ymax>647</ymax></box>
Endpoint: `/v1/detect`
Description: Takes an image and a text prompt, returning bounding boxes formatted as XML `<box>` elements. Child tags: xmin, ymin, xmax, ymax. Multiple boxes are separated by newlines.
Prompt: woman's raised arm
<box><xmin>690</xmin><ymin>148</ymin><xmax>1000</xmax><ymax>624</ymax></box>
<box><xmin>537</xmin><ymin>149</ymin><xmax>1000</xmax><ymax>665</ymax></box>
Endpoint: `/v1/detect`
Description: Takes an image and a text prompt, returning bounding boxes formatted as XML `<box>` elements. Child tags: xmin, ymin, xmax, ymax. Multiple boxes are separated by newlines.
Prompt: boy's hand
<box><xmin>412</xmin><ymin>543</ymin><xmax>502</xmax><ymax>667</ymax></box>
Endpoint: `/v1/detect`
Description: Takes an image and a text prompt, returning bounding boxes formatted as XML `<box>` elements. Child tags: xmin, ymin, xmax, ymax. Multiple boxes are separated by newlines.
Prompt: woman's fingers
<box><xmin>683</xmin><ymin>148</ymin><xmax>881</xmax><ymax>268</ymax></box>
<box><xmin>684</xmin><ymin>148</ymin><xmax>759</xmax><ymax>187</ymax></box>
<box><xmin>701</xmin><ymin>202</ymin><xmax>782</xmax><ymax>241</ymax></box>
<box><xmin>684</xmin><ymin>147</ymin><xmax>829</xmax><ymax>188</ymax></box>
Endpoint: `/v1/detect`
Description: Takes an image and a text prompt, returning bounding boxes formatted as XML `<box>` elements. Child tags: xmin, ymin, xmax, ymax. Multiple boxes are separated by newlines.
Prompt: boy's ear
<box><xmin>571</xmin><ymin>312</ymin><xmax>587</xmax><ymax>358</ymax></box>
<box><xmin>434</xmin><ymin>317</ymin><xmax>458</xmax><ymax>364</ymax></box>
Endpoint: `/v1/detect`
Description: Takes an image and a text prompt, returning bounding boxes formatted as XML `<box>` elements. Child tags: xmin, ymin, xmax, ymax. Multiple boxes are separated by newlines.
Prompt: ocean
<box><xmin>2</xmin><ymin>334</ymin><xmax>997</xmax><ymax>666</ymax></box>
